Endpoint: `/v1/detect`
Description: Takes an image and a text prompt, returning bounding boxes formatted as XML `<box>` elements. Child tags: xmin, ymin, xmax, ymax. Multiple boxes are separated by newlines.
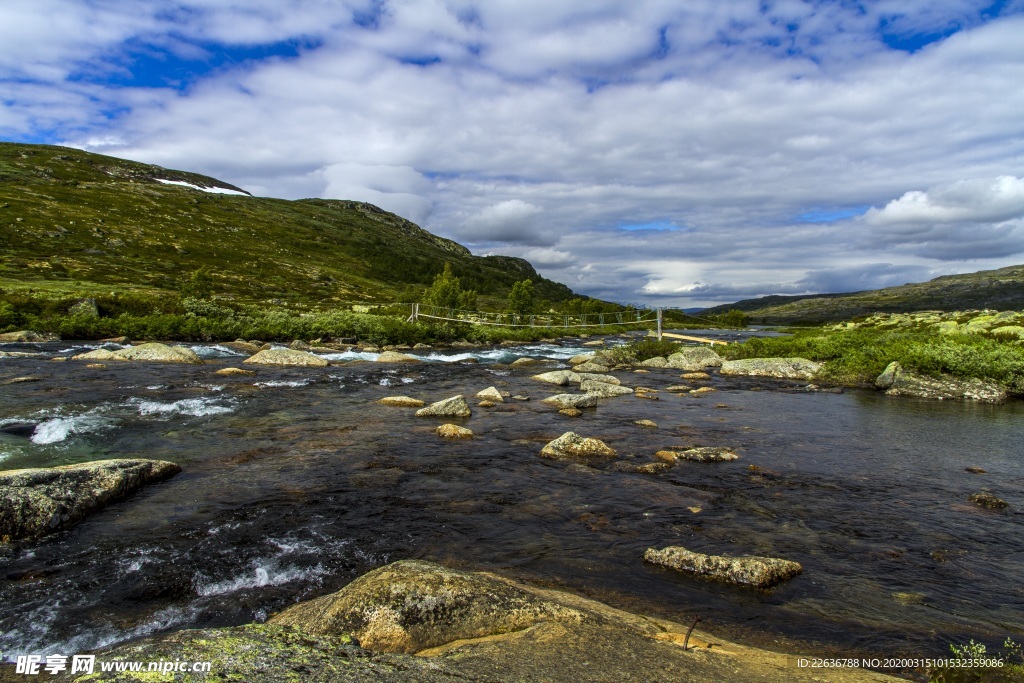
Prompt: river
<box><xmin>1</xmin><ymin>333</ymin><xmax>1022</xmax><ymax>669</ymax></box>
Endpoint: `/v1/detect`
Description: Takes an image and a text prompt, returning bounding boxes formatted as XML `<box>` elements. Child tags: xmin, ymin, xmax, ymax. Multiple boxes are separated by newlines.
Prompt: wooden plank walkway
<box><xmin>653</xmin><ymin>331</ymin><xmax>729</xmax><ymax>346</ymax></box>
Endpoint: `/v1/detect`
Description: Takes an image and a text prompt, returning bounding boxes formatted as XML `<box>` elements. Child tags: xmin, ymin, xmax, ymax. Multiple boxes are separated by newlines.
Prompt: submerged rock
<box><xmin>215</xmin><ymin>367</ymin><xmax>256</xmax><ymax>376</ymax></box>
<box><xmin>644</xmin><ymin>546</ymin><xmax>803</xmax><ymax>588</ymax></box>
<box><xmin>376</xmin><ymin>351</ymin><xmax>420</xmax><ymax>363</ymax></box>
<box><xmin>377</xmin><ymin>396</ymin><xmax>425</xmax><ymax>408</ymax></box>
<box><xmin>719</xmin><ymin>357</ymin><xmax>822</xmax><ymax>380</ymax></box>
<box><xmin>437</xmin><ymin>424</ymin><xmax>474</xmax><ymax>439</ymax></box>
<box><xmin>540</xmin><ymin>431</ymin><xmax>616</xmax><ymax>459</ymax></box>
<box><xmin>541</xmin><ymin>393</ymin><xmax>599</xmax><ymax>410</ymax></box>
<box><xmin>969</xmin><ymin>492</ymin><xmax>1008</xmax><ymax>509</ymax></box>
<box><xmin>475</xmin><ymin>386</ymin><xmax>504</xmax><ymax>402</ymax></box>
<box><xmin>531</xmin><ymin>370</ymin><xmax>581</xmax><ymax>385</ymax></box>
<box><xmin>634</xmin><ymin>419</ymin><xmax>658</xmax><ymax>429</ymax></box>
<box><xmin>0</xmin><ymin>459</ymin><xmax>181</xmax><ymax>542</ymax></box>
<box><xmin>667</xmin><ymin>348</ymin><xmax>723</xmax><ymax>370</ymax></box>
<box><xmin>874</xmin><ymin>361</ymin><xmax>1006</xmax><ymax>403</ymax></box>
<box><xmin>680</xmin><ymin>371</ymin><xmax>712</xmax><ymax>380</ymax></box>
<box><xmin>243</xmin><ymin>348</ymin><xmax>329</xmax><ymax>367</ymax></box>
<box><xmin>559</xmin><ymin>408</ymin><xmax>582</xmax><ymax>417</ymax></box>
<box><xmin>416</xmin><ymin>395</ymin><xmax>471</xmax><ymax>417</ymax></box>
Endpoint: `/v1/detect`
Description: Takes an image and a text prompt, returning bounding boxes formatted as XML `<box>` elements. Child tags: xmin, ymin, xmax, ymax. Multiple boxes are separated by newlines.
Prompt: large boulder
<box><xmin>541</xmin><ymin>393</ymin><xmax>600</xmax><ymax>410</ymax></box>
<box><xmin>644</xmin><ymin>546</ymin><xmax>803</xmax><ymax>589</ymax></box>
<box><xmin>0</xmin><ymin>459</ymin><xmax>181</xmax><ymax>542</ymax></box>
<box><xmin>874</xmin><ymin>361</ymin><xmax>1007</xmax><ymax>403</ymax></box>
<box><xmin>540</xmin><ymin>431</ymin><xmax>616</xmax><ymax>459</ymax></box>
<box><xmin>243</xmin><ymin>348</ymin><xmax>329</xmax><ymax>367</ymax></box>
<box><xmin>72</xmin><ymin>343</ymin><xmax>202</xmax><ymax>364</ymax></box>
<box><xmin>531</xmin><ymin>370</ymin><xmax>581</xmax><ymax>386</ymax></box>
<box><xmin>666</xmin><ymin>348</ymin><xmax>723</xmax><ymax>370</ymax></box>
<box><xmin>416</xmin><ymin>395</ymin><xmax>472</xmax><ymax>418</ymax></box>
<box><xmin>580</xmin><ymin>380</ymin><xmax>635</xmax><ymax>398</ymax></box>
<box><xmin>376</xmin><ymin>351</ymin><xmax>420</xmax><ymax>363</ymax></box>
<box><xmin>719</xmin><ymin>357</ymin><xmax>822</xmax><ymax>380</ymax></box>
<box><xmin>271</xmin><ymin>560</ymin><xmax>585</xmax><ymax>653</ymax></box>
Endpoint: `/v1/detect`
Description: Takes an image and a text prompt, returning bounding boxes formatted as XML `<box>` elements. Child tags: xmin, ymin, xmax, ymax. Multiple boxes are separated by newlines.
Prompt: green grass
<box><xmin>720</xmin><ymin>327</ymin><xmax>1024</xmax><ymax>393</ymax></box>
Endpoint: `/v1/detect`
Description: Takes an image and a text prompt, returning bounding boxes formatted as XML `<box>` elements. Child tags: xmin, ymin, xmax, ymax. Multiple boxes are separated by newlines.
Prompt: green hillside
<box><xmin>702</xmin><ymin>265</ymin><xmax>1024</xmax><ymax>324</ymax></box>
<box><xmin>0</xmin><ymin>142</ymin><xmax>574</xmax><ymax>308</ymax></box>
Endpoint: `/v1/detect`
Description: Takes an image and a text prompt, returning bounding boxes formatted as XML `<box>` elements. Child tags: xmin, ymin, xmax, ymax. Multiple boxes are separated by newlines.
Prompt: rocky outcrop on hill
<box><xmin>0</xmin><ymin>459</ymin><xmax>181</xmax><ymax>542</ymax></box>
<box><xmin>874</xmin><ymin>361</ymin><xmax>1007</xmax><ymax>403</ymax></box>
<box><xmin>719</xmin><ymin>357</ymin><xmax>822</xmax><ymax>380</ymax></box>
<box><xmin>243</xmin><ymin>348</ymin><xmax>329</xmax><ymax>367</ymax></box>
<box><xmin>644</xmin><ymin>546</ymin><xmax>803</xmax><ymax>589</ymax></box>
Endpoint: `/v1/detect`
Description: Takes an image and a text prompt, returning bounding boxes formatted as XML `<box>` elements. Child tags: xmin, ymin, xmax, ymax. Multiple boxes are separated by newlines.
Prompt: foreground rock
<box><xmin>580</xmin><ymin>380</ymin><xmax>635</xmax><ymax>397</ymax></box>
<box><xmin>540</xmin><ymin>431</ymin><xmax>615</xmax><ymax>459</ymax></box>
<box><xmin>73</xmin><ymin>342</ymin><xmax>203</xmax><ymax>364</ymax></box>
<box><xmin>376</xmin><ymin>350</ymin><xmax>420</xmax><ymax>363</ymax></box>
<box><xmin>531</xmin><ymin>370</ymin><xmax>581</xmax><ymax>385</ymax></box>
<box><xmin>667</xmin><ymin>348</ymin><xmax>723</xmax><ymax>370</ymax></box>
<box><xmin>541</xmin><ymin>393</ymin><xmax>600</xmax><ymax>410</ymax></box>
<box><xmin>436</xmin><ymin>424</ymin><xmax>474</xmax><ymax>439</ymax></box>
<box><xmin>244</xmin><ymin>348</ymin><xmax>329</xmax><ymax>367</ymax></box>
<box><xmin>719</xmin><ymin>357</ymin><xmax>822</xmax><ymax>380</ymax></box>
<box><xmin>0</xmin><ymin>459</ymin><xmax>181</xmax><ymax>542</ymax></box>
<box><xmin>874</xmin><ymin>361</ymin><xmax>1007</xmax><ymax>403</ymax></box>
<box><xmin>416</xmin><ymin>395</ymin><xmax>471</xmax><ymax>418</ymax></box>
<box><xmin>67</xmin><ymin>559</ymin><xmax>898</xmax><ymax>683</ymax></box>
<box><xmin>377</xmin><ymin>396</ymin><xmax>425</xmax><ymax>408</ymax></box>
<box><xmin>645</xmin><ymin>546</ymin><xmax>803</xmax><ymax>588</ymax></box>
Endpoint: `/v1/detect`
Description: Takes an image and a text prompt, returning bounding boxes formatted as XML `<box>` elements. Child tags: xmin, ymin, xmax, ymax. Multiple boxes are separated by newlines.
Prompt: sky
<box><xmin>2</xmin><ymin>1</ymin><xmax>1024</xmax><ymax>307</ymax></box>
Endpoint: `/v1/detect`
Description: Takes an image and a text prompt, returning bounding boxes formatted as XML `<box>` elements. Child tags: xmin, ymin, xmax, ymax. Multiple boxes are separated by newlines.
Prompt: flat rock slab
<box><xmin>0</xmin><ymin>459</ymin><xmax>181</xmax><ymax>542</ymax></box>
<box><xmin>542</xmin><ymin>393</ymin><xmax>600</xmax><ymax>409</ymax></box>
<box><xmin>73</xmin><ymin>342</ymin><xmax>203</xmax><ymax>364</ymax></box>
<box><xmin>719</xmin><ymin>357</ymin><xmax>822</xmax><ymax>380</ymax></box>
<box><xmin>378</xmin><ymin>396</ymin><xmax>425</xmax><ymax>407</ymax></box>
<box><xmin>580</xmin><ymin>380</ymin><xmax>634</xmax><ymax>398</ymax></box>
<box><xmin>645</xmin><ymin>546</ymin><xmax>803</xmax><ymax>588</ymax></box>
<box><xmin>875</xmin><ymin>361</ymin><xmax>1007</xmax><ymax>403</ymax></box>
<box><xmin>244</xmin><ymin>348</ymin><xmax>329</xmax><ymax>367</ymax></box>
<box><xmin>540</xmin><ymin>431</ymin><xmax>616</xmax><ymax>459</ymax></box>
<box><xmin>416</xmin><ymin>395</ymin><xmax>471</xmax><ymax>417</ymax></box>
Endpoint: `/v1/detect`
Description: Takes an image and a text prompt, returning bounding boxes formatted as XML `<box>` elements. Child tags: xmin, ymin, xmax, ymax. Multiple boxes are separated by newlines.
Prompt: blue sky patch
<box><xmin>796</xmin><ymin>207</ymin><xmax>869</xmax><ymax>223</ymax></box>
<box><xmin>619</xmin><ymin>221</ymin><xmax>680</xmax><ymax>232</ymax></box>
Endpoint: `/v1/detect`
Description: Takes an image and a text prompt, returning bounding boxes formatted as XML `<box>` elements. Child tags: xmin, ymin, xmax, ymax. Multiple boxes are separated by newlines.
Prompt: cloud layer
<box><xmin>3</xmin><ymin>1</ymin><xmax>1024</xmax><ymax>306</ymax></box>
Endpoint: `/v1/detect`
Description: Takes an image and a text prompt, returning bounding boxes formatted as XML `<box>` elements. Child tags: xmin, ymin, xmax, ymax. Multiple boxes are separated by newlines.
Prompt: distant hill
<box><xmin>702</xmin><ymin>265</ymin><xmax>1024</xmax><ymax>324</ymax></box>
<box><xmin>0</xmin><ymin>143</ymin><xmax>575</xmax><ymax>307</ymax></box>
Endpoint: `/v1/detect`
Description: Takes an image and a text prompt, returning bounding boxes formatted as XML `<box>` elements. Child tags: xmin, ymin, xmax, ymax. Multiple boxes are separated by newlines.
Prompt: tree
<box><xmin>507</xmin><ymin>279</ymin><xmax>537</xmax><ymax>315</ymax></box>
<box><xmin>422</xmin><ymin>263</ymin><xmax>477</xmax><ymax>310</ymax></box>
<box><xmin>178</xmin><ymin>266</ymin><xmax>214</xmax><ymax>300</ymax></box>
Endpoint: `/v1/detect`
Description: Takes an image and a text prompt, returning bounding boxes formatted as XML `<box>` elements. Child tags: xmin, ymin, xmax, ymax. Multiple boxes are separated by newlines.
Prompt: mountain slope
<box><xmin>0</xmin><ymin>143</ymin><xmax>574</xmax><ymax>307</ymax></box>
<box><xmin>703</xmin><ymin>265</ymin><xmax>1024</xmax><ymax>323</ymax></box>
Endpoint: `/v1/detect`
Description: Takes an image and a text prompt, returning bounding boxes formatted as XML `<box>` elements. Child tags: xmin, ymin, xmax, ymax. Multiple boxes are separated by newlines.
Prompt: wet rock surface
<box><xmin>645</xmin><ymin>546</ymin><xmax>803</xmax><ymax>589</ymax></box>
<box><xmin>415</xmin><ymin>395</ymin><xmax>472</xmax><ymax>417</ymax></box>
<box><xmin>73</xmin><ymin>342</ymin><xmax>203</xmax><ymax>364</ymax></box>
<box><xmin>243</xmin><ymin>348</ymin><xmax>329</xmax><ymax>367</ymax></box>
<box><xmin>540</xmin><ymin>431</ymin><xmax>616</xmax><ymax>459</ymax></box>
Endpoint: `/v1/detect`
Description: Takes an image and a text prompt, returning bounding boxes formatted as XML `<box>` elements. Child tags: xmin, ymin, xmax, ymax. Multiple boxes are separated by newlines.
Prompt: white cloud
<box><xmin>865</xmin><ymin>176</ymin><xmax>1024</xmax><ymax>226</ymax></box>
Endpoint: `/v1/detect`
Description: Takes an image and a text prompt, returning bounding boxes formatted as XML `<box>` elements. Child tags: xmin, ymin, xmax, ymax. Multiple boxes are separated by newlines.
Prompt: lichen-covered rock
<box><xmin>874</xmin><ymin>361</ymin><xmax>1007</xmax><ymax>403</ymax></box>
<box><xmin>271</xmin><ymin>559</ymin><xmax>586</xmax><ymax>654</ymax></box>
<box><xmin>634</xmin><ymin>419</ymin><xmax>658</xmax><ymax>429</ymax></box>
<box><xmin>541</xmin><ymin>393</ymin><xmax>600</xmax><ymax>410</ymax></box>
<box><xmin>573</xmin><ymin>362</ymin><xmax>610</xmax><ymax>373</ymax></box>
<box><xmin>73</xmin><ymin>343</ymin><xmax>203</xmax><ymax>364</ymax></box>
<box><xmin>531</xmin><ymin>370</ymin><xmax>581</xmax><ymax>385</ymax></box>
<box><xmin>376</xmin><ymin>351</ymin><xmax>420</xmax><ymax>363</ymax></box>
<box><xmin>580</xmin><ymin>380</ymin><xmax>634</xmax><ymax>398</ymax></box>
<box><xmin>244</xmin><ymin>348</ymin><xmax>329</xmax><ymax>367</ymax></box>
<box><xmin>416</xmin><ymin>395</ymin><xmax>471</xmax><ymax>417</ymax></box>
<box><xmin>222</xmin><ymin>340</ymin><xmax>263</xmax><ymax>355</ymax></box>
<box><xmin>475</xmin><ymin>387</ymin><xmax>504</xmax><ymax>402</ymax></box>
<box><xmin>437</xmin><ymin>424</ymin><xmax>474</xmax><ymax>439</ymax></box>
<box><xmin>0</xmin><ymin>330</ymin><xmax>56</xmax><ymax>343</ymax></box>
<box><xmin>378</xmin><ymin>396</ymin><xmax>425</xmax><ymax>407</ymax></box>
<box><xmin>567</xmin><ymin>353</ymin><xmax>596</xmax><ymax>366</ymax></box>
<box><xmin>215</xmin><ymin>367</ymin><xmax>256</xmax><ymax>376</ymax></box>
<box><xmin>576</xmin><ymin>373</ymin><xmax>620</xmax><ymax>385</ymax></box>
<box><xmin>71</xmin><ymin>348</ymin><xmax>121</xmax><ymax>361</ymax></box>
<box><xmin>638</xmin><ymin>356</ymin><xmax>668</xmax><ymax>368</ymax></box>
<box><xmin>969</xmin><ymin>492</ymin><xmax>1008</xmax><ymax>509</ymax></box>
<box><xmin>665</xmin><ymin>385</ymin><xmax>691</xmax><ymax>392</ymax></box>
<box><xmin>719</xmin><ymin>357</ymin><xmax>822</xmax><ymax>380</ymax></box>
<box><xmin>680</xmin><ymin>371</ymin><xmax>711</xmax><ymax>380</ymax></box>
<box><xmin>656</xmin><ymin>447</ymin><xmax>738</xmax><ymax>462</ymax></box>
<box><xmin>0</xmin><ymin>459</ymin><xmax>181</xmax><ymax>542</ymax></box>
<box><xmin>540</xmin><ymin>431</ymin><xmax>616</xmax><ymax>459</ymax></box>
<box><xmin>667</xmin><ymin>348</ymin><xmax>723</xmax><ymax>370</ymax></box>
<box><xmin>644</xmin><ymin>546</ymin><xmax>803</xmax><ymax>588</ymax></box>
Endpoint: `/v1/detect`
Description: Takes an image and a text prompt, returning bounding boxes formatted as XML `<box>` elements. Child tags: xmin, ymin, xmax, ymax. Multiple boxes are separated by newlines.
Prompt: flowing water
<box><xmin>1</xmin><ymin>333</ymin><xmax>1022</xmax><ymax>669</ymax></box>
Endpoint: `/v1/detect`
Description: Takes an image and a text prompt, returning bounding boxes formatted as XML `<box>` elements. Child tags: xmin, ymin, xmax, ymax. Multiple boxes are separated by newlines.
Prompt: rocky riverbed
<box><xmin>1</xmin><ymin>333</ymin><xmax>1022</xmax><ymax>680</ymax></box>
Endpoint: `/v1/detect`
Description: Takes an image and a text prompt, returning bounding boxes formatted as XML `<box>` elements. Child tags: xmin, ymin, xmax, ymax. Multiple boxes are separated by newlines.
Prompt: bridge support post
<box><xmin>657</xmin><ymin>307</ymin><xmax>663</xmax><ymax>341</ymax></box>
<box><xmin>407</xmin><ymin>303</ymin><xmax>419</xmax><ymax>323</ymax></box>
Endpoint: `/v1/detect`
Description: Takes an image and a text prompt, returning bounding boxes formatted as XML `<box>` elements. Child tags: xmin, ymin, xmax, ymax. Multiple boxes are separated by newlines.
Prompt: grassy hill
<box><xmin>702</xmin><ymin>265</ymin><xmax>1024</xmax><ymax>324</ymax></box>
<box><xmin>0</xmin><ymin>142</ymin><xmax>574</xmax><ymax>309</ymax></box>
